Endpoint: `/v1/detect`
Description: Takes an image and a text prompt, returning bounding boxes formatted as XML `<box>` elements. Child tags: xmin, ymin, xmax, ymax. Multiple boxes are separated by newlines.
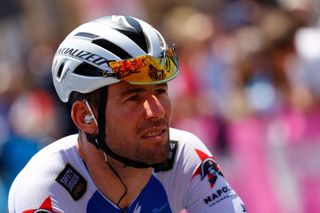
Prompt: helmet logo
<box><xmin>57</xmin><ymin>47</ymin><xmax>108</xmax><ymax>66</ymax></box>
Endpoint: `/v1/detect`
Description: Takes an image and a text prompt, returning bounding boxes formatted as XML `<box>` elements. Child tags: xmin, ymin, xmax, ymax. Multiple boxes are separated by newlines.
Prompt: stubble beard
<box><xmin>105</xmin><ymin>128</ymin><xmax>170</xmax><ymax>164</ymax></box>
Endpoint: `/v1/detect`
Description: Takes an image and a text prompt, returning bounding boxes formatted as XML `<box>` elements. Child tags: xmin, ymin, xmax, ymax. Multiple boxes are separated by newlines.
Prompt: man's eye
<box><xmin>155</xmin><ymin>88</ymin><xmax>167</xmax><ymax>96</ymax></box>
<box><xmin>127</xmin><ymin>95</ymin><xmax>141</xmax><ymax>102</ymax></box>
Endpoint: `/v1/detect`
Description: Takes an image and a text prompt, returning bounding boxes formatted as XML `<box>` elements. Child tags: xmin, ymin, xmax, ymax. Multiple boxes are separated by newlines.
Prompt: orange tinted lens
<box><xmin>108</xmin><ymin>48</ymin><xmax>178</xmax><ymax>84</ymax></box>
<box><xmin>108</xmin><ymin>55</ymin><xmax>150</xmax><ymax>79</ymax></box>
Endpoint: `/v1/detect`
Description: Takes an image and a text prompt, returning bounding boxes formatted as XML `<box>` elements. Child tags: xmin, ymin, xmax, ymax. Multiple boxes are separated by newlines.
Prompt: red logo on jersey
<box><xmin>192</xmin><ymin>149</ymin><xmax>224</xmax><ymax>188</ymax></box>
<box><xmin>23</xmin><ymin>196</ymin><xmax>56</xmax><ymax>213</ymax></box>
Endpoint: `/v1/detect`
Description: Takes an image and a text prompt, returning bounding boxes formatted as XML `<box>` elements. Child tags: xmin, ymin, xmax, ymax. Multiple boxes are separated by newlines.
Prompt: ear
<box><xmin>71</xmin><ymin>100</ymin><xmax>97</xmax><ymax>135</ymax></box>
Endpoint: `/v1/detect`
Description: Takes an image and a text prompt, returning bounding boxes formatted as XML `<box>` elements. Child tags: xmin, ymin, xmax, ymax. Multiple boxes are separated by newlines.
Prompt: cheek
<box><xmin>163</xmin><ymin>98</ymin><xmax>172</xmax><ymax>120</ymax></box>
<box><xmin>105</xmin><ymin>104</ymin><xmax>139</xmax><ymax>132</ymax></box>
<box><xmin>105</xmin><ymin>113</ymin><xmax>132</xmax><ymax>145</ymax></box>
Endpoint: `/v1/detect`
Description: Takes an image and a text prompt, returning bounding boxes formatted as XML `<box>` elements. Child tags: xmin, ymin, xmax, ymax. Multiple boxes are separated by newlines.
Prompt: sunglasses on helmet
<box><xmin>103</xmin><ymin>47</ymin><xmax>179</xmax><ymax>84</ymax></box>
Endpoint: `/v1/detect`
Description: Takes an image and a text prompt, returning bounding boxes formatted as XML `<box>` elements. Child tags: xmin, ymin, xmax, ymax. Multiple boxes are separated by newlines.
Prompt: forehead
<box><xmin>108</xmin><ymin>82</ymin><xmax>167</xmax><ymax>97</ymax></box>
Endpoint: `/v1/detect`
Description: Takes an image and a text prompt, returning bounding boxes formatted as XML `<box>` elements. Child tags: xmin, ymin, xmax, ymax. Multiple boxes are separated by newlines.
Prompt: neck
<box><xmin>76</xmin><ymin>133</ymin><xmax>153</xmax><ymax>209</ymax></box>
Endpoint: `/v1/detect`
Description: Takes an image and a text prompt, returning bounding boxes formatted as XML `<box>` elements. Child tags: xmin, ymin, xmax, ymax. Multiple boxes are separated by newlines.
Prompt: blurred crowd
<box><xmin>1</xmin><ymin>0</ymin><xmax>320</xmax><ymax>212</ymax></box>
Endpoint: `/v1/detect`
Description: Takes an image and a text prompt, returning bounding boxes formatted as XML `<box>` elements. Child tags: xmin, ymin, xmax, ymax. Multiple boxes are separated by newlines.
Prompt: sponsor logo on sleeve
<box><xmin>203</xmin><ymin>185</ymin><xmax>236</xmax><ymax>206</ymax></box>
<box><xmin>192</xmin><ymin>149</ymin><xmax>224</xmax><ymax>188</ymax></box>
<box><xmin>23</xmin><ymin>196</ymin><xmax>56</xmax><ymax>213</ymax></box>
<box><xmin>56</xmin><ymin>163</ymin><xmax>87</xmax><ymax>200</ymax></box>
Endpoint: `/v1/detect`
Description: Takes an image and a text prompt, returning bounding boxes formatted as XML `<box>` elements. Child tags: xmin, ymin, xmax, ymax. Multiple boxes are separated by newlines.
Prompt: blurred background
<box><xmin>0</xmin><ymin>0</ymin><xmax>320</xmax><ymax>212</ymax></box>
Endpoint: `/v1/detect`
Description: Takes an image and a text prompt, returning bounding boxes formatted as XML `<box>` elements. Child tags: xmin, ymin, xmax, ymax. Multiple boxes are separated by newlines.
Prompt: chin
<box><xmin>151</xmin><ymin>146</ymin><xmax>169</xmax><ymax>163</ymax></box>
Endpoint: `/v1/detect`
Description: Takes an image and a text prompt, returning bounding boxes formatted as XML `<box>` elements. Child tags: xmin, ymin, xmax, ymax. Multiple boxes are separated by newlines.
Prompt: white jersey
<box><xmin>8</xmin><ymin>128</ymin><xmax>246</xmax><ymax>213</ymax></box>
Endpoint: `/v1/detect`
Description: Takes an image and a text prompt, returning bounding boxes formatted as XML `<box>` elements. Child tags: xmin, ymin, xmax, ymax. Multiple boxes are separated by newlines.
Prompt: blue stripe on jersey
<box><xmin>86</xmin><ymin>175</ymin><xmax>172</xmax><ymax>213</ymax></box>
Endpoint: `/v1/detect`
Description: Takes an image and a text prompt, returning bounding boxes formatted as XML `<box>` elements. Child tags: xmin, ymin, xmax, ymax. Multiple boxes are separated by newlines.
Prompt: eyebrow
<box><xmin>119</xmin><ymin>84</ymin><xmax>168</xmax><ymax>98</ymax></box>
<box><xmin>120</xmin><ymin>87</ymin><xmax>145</xmax><ymax>97</ymax></box>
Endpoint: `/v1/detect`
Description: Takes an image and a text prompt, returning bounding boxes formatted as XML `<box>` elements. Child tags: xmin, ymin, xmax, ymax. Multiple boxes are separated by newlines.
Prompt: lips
<box><xmin>141</xmin><ymin>127</ymin><xmax>168</xmax><ymax>140</ymax></box>
<box><xmin>142</xmin><ymin>129</ymin><xmax>166</xmax><ymax>138</ymax></box>
<box><xmin>138</xmin><ymin>119</ymin><xmax>169</xmax><ymax>140</ymax></box>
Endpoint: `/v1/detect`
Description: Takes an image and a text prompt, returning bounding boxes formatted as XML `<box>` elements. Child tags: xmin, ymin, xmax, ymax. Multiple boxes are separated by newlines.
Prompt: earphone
<box><xmin>84</xmin><ymin>115</ymin><xmax>94</xmax><ymax>124</ymax></box>
<box><xmin>83</xmin><ymin>99</ymin><xmax>98</xmax><ymax>126</ymax></box>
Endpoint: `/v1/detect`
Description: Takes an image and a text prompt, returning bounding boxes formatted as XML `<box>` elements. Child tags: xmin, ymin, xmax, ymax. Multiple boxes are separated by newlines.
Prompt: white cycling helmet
<box><xmin>52</xmin><ymin>15</ymin><xmax>179</xmax><ymax>102</ymax></box>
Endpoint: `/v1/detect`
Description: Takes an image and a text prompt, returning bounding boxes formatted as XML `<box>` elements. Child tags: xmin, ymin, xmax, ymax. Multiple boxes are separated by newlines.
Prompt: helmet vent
<box><xmin>75</xmin><ymin>32</ymin><xmax>99</xmax><ymax>39</ymax></box>
<box><xmin>74</xmin><ymin>63</ymin><xmax>102</xmax><ymax>77</ymax></box>
<box><xmin>92</xmin><ymin>39</ymin><xmax>132</xmax><ymax>59</ymax></box>
<box><xmin>57</xmin><ymin>63</ymin><xmax>64</xmax><ymax>79</ymax></box>
<box><xmin>116</xmin><ymin>29</ymin><xmax>148</xmax><ymax>53</ymax></box>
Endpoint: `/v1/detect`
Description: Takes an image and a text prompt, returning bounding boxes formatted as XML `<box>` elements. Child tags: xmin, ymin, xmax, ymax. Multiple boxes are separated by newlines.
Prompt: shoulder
<box><xmin>169</xmin><ymin>127</ymin><xmax>212</xmax><ymax>163</ymax></box>
<box><xmin>158</xmin><ymin>128</ymin><xmax>214</xmax><ymax>185</ymax></box>
<box><xmin>162</xmin><ymin>128</ymin><xmax>247</xmax><ymax>212</ymax></box>
<box><xmin>154</xmin><ymin>128</ymin><xmax>217</xmax><ymax>211</ymax></box>
<box><xmin>169</xmin><ymin>127</ymin><xmax>209</xmax><ymax>148</ymax></box>
<box><xmin>169</xmin><ymin>127</ymin><xmax>200</xmax><ymax>140</ymax></box>
<box><xmin>7</xmin><ymin>134</ymin><xmax>88</xmax><ymax>212</ymax></box>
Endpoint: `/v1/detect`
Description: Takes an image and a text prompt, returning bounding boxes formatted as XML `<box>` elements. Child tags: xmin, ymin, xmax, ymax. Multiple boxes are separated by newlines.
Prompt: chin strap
<box><xmin>87</xmin><ymin>134</ymin><xmax>177</xmax><ymax>171</ymax></box>
<box><xmin>85</xmin><ymin>87</ymin><xmax>178</xmax><ymax>171</ymax></box>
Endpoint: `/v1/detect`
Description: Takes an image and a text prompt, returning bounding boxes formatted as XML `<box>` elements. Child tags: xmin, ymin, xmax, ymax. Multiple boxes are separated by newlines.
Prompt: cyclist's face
<box><xmin>105</xmin><ymin>82</ymin><xmax>172</xmax><ymax>164</ymax></box>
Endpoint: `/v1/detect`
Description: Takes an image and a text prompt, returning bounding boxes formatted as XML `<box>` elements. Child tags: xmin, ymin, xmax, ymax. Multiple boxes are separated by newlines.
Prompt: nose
<box><xmin>143</xmin><ymin>95</ymin><xmax>166</xmax><ymax>120</ymax></box>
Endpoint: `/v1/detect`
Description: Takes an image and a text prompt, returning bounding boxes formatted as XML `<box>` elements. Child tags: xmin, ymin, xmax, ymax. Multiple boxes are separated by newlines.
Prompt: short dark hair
<box><xmin>69</xmin><ymin>86</ymin><xmax>108</xmax><ymax>109</ymax></box>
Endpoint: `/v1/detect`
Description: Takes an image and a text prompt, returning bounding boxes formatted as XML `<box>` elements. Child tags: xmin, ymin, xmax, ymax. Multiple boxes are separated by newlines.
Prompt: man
<box><xmin>8</xmin><ymin>15</ymin><xmax>246</xmax><ymax>213</ymax></box>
